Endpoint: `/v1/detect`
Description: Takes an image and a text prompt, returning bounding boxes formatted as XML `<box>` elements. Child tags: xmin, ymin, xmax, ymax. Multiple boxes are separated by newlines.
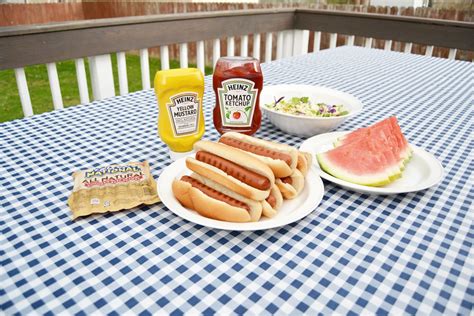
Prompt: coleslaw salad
<box><xmin>264</xmin><ymin>97</ymin><xmax>349</xmax><ymax>118</ymax></box>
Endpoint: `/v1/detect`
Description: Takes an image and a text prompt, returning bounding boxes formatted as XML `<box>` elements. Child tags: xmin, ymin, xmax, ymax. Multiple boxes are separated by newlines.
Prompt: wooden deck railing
<box><xmin>1</xmin><ymin>9</ymin><xmax>473</xmax><ymax>118</ymax></box>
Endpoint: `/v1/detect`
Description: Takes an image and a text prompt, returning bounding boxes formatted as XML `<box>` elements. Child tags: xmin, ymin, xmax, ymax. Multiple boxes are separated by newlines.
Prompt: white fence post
<box><xmin>179</xmin><ymin>43</ymin><xmax>189</xmax><ymax>68</ymax></box>
<box><xmin>365</xmin><ymin>37</ymin><xmax>373</xmax><ymax>48</ymax></box>
<box><xmin>253</xmin><ymin>33</ymin><xmax>261</xmax><ymax>60</ymax></box>
<box><xmin>293</xmin><ymin>30</ymin><xmax>309</xmax><ymax>56</ymax></box>
<box><xmin>14</xmin><ymin>68</ymin><xmax>33</xmax><ymax>117</ymax></box>
<box><xmin>196</xmin><ymin>40</ymin><xmax>205</xmax><ymax>74</ymax></box>
<box><xmin>213</xmin><ymin>38</ymin><xmax>221</xmax><ymax>69</ymax></box>
<box><xmin>329</xmin><ymin>33</ymin><xmax>337</xmax><ymax>49</ymax></box>
<box><xmin>160</xmin><ymin>46</ymin><xmax>170</xmax><ymax>70</ymax></box>
<box><xmin>265</xmin><ymin>33</ymin><xmax>273</xmax><ymax>62</ymax></box>
<box><xmin>448</xmin><ymin>48</ymin><xmax>457</xmax><ymax>60</ymax></box>
<box><xmin>404</xmin><ymin>43</ymin><xmax>413</xmax><ymax>53</ymax></box>
<box><xmin>75</xmin><ymin>58</ymin><xmax>90</xmax><ymax>104</ymax></box>
<box><xmin>116</xmin><ymin>52</ymin><xmax>128</xmax><ymax>96</ymax></box>
<box><xmin>282</xmin><ymin>30</ymin><xmax>293</xmax><ymax>58</ymax></box>
<box><xmin>425</xmin><ymin>45</ymin><xmax>434</xmax><ymax>57</ymax></box>
<box><xmin>240</xmin><ymin>35</ymin><xmax>248</xmax><ymax>57</ymax></box>
<box><xmin>313</xmin><ymin>31</ymin><xmax>321</xmax><ymax>52</ymax></box>
<box><xmin>140</xmin><ymin>48</ymin><xmax>150</xmax><ymax>89</ymax></box>
<box><xmin>276</xmin><ymin>31</ymin><xmax>284</xmax><ymax>60</ymax></box>
<box><xmin>347</xmin><ymin>35</ymin><xmax>355</xmax><ymax>46</ymax></box>
<box><xmin>46</xmin><ymin>62</ymin><xmax>63</xmax><ymax>110</ymax></box>
<box><xmin>88</xmin><ymin>54</ymin><xmax>115</xmax><ymax>101</ymax></box>
<box><xmin>227</xmin><ymin>37</ymin><xmax>235</xmax><ymax>57</ymax></box>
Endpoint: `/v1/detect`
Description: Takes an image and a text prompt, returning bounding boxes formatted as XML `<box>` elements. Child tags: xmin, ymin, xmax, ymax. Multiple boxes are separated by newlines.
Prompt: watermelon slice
<box><xmin>318</xmin><ymin>117</ymin><xmax>412</xmax><ymax>187</ymax></box>
<box><xmin>317</xmin><ymin>139</ymin><xmax>396</xmax><ymax>186</ymax></box>
<box><xmin>335</xmin><ymin>117</ymin><xmax>412</xmax><ymax>163</ymax></box>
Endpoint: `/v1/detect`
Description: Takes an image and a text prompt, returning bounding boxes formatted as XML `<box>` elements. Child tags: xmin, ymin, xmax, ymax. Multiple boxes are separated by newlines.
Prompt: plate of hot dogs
<box><xmin>158</xmin><ymin>132</ymin><xmax>324</xmax><ymax>230</ymax></box>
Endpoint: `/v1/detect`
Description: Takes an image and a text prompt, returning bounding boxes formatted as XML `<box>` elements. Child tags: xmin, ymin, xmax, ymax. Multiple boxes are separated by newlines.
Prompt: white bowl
<box><xmin>260</xmin><ymin>85</ymin><xmax>363</xmax><ymax>137</ymax></box>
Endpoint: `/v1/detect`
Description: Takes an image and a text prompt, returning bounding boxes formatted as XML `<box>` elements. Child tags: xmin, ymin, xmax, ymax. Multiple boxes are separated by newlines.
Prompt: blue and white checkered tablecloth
<box><xmin>1</xmin><ymin>47</ymin><xmax>472</xmax><ymax>315</ymax></box>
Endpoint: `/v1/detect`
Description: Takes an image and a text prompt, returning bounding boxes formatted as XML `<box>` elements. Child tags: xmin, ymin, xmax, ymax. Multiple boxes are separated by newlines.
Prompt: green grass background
<box><xmin>0</xmin><ymin>54</ymin><xmax>212</xmax><ymax>123</ymax></box>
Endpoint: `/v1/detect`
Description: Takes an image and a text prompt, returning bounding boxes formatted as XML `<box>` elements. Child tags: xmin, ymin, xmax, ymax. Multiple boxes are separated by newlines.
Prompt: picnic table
<box><xmin>1</xmin><ymin>47</ymin><xmax>472</xmax><ymax>314</ymax></box>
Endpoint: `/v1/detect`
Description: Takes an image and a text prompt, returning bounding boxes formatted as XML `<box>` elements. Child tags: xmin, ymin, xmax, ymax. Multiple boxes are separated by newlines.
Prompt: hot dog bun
<box><xmin>262</xmin><ymin>201</ymin><xmax>276</xmax><ymax>218</ymax></box>
<box><xmin>297</xmin><ymin>151</ymin><xmax>313</xmax><ymax>177</ymax></box>
<box><xmin>276</xmin><ymin>169</ymin><xmax>305</xmax><ymax>199</ymax></box>
<box><xmin>262</xmin><ymin>184</ymin><xmax>283</xmax><ymax>218</ymax></box>
<box><xmin>219</xmin><ymin>132</ymin><xmax>298</xmax><ymax>178</ymax></box>
<box><xmin>172</xmin><ymin>173</ymin><xmax>262</xmax><ymax>222</ymax></box>
<box><xmin>188</xmin><ymin>141</ymin><xmax>274</xmax><ymax>201</ymax></box>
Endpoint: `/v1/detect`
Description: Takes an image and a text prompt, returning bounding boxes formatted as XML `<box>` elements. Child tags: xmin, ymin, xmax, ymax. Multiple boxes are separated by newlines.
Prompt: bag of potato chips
<box><xmin>68</xmin><ymin>161</ymin><xmax>160</xmax><ymax>219</ymax></box>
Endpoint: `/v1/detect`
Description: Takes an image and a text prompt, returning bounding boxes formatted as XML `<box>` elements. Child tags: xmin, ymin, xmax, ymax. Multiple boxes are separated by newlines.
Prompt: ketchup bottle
<box><xmin>213</xmin><ymin>57</ymin><xmax>263</xmax><ymax>135</ymax></box>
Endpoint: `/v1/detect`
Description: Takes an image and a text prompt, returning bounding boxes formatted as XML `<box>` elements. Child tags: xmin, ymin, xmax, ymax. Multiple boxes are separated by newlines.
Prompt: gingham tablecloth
<box><xmin>1</xmin><ymin>47</ymin><xmax>472</xmax><ymax>315</ymax></box>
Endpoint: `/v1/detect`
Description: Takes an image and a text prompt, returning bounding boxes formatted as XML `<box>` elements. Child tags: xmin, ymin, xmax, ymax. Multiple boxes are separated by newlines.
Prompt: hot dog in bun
<box><xmin>262</xmin><ymin>184</ymin><xmax>283</xmax><ymax>218</ymax></box>
<box><xmin>172</xmin><ymin>173</ymin><xmax>262</xmax><ymax>222</ymax></box>
<box><xmin>275</xmin><ymin>169</ymin><xmax>304</xmax><ymax>199</ymax></box>
<box><xmin>296</xmin><ymin>151</ymin><xmax>313</xmax><ymax>177</ymax></box>
<box><xmin>186</xmin><ymin>141</ymin><xmax>275</xmax><ymax>201</ymax></box>
<box><xmin>218</xmin><ymin>132</ymin><xmax>298</xmax><ymax>178</ymax></box>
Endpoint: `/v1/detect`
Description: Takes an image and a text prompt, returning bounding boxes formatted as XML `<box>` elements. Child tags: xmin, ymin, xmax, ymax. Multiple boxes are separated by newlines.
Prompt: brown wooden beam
<box><xmin>0</xmin><ymin>9</ymin><xmax>294</xmax><ymax>70</ymax></box>
<box><xmin>1</xmin><ymin>8</ymin><xmax>473</xmax><ymax>70</ymax></box>
<box><xmin>295</xmin><ymin>9</ymin><xmax>474</xmax><ymax>51</ymax></box>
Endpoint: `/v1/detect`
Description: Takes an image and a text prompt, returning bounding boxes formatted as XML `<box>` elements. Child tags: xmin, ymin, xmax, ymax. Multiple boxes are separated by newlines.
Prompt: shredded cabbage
<box><xmin>265</xmin><ymin>96</ymin><xmax>348</xmax><ymax>117</ymax></box>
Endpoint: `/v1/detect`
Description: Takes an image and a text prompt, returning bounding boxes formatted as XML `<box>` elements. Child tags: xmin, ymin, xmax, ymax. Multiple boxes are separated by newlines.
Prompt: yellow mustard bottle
<box><xmin>154</xmin><ymin>68</ymin><xmax>205</xmax><ymax>160</ymax></box>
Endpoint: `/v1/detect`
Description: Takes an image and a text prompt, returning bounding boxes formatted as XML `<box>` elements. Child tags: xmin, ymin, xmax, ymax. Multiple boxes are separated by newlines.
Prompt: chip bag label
<box><xmin>68</xmin><ymin>161</ymin><xmax>160</xmax><ymax>219</ymax></box>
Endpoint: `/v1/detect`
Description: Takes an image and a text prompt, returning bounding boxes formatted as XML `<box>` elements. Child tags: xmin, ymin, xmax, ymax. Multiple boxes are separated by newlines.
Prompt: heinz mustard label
<box><xmin>68</xmin><ymin>161</ymin><xmax>160</xmax><ymax>219</ymax></box>
<box><xmin>155</xmin><ymin>68</ymin><xmax>205</xmax><ymax>154</ymax></box>
<box><xmin>167</xmin><ymin>92</ymin><xmax>201</xmax><ymax>137</ymax></box>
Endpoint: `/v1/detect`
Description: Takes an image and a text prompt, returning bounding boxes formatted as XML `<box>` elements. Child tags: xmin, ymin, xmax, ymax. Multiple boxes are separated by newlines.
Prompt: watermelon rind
<box><xmin>399</xmin><ymin>145</ymin><xmax>413</xmax><ymax>172</ymax></box>
<box><xmin>389</xmin><ymin>170</ymin><xmax>402</xmax><ymax>181</ymax></box>
<box><xmin>333</xmin><ymin>139</ymin><xmax>343</xmax><ymax>147</ymax></box>
<box><xmin>317</xmin><ymin>153</ymin><xmax>392</xmax><ymax>187</ymax></box>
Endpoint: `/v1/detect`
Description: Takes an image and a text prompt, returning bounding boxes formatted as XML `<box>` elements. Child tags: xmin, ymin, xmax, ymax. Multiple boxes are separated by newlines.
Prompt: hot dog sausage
<box><xmin>181</xmin><ymin>176</ymin><xmax>250</xmax><ymax>212</ymax></box>
<box><xmin>266</xmin><ymin>194</ymin><xmax>276</xmax><ymax>208</ymax></box>
<box><xmin>281</xmin><ymin>177</ymin><xmax>293</xmax><ymax>185</ymax></box>
<box><xmin>219</xmin><ymin>137</ymin><xmax>292</xmax><ymax>166</ymax></box>
<box><xmin>196</xmin><ymin>151</ymin><xmax>271</xmax><ymax>191</ymax></box>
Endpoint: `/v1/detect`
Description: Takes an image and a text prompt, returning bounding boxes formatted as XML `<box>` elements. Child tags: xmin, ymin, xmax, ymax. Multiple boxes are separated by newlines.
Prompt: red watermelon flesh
<box><xmin>364</xmin><ymin>131</ymin><xmax>403</xmax><ymax>180</ymax></box>
<box><xmin>317</xmin><ymin>117</ymin><xmax>412</xmax><ymax>186</ymax></box>
<box><xmin>385</xmin><ymin>117</ymin><xmax>411</xmax><ymax>160</ymax></box>
<box><xmin>338</xmin><ymin>117</ymin><xmax>399</xmax><ymax>142</ymax></box>
<box><xmin>335</xmin><ymin>135</ymin><xmax>401</xmax><ymax>177</ymax></box>
<box><xmin>337</xmin><ymin>117</ymin><xmax>393</xmax><ymax>144</ymax></box>
<box><xmin>336</xmin><ymin>116</ymin><xmax>411</xmax><ymax>161</ymax></box>
<box><xmin>317</xmin><ymin>138</ymin><xmax>399</xmax><ymax>186</ymax></box>
<box><xmin>368</xmin><ymin>125</ymin><xmax>404</xmax><ymax>162</ymax></box>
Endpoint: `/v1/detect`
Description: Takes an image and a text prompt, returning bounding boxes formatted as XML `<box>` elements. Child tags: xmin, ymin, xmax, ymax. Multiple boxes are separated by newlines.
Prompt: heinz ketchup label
<box><xmin>213</xmin><ymin>57</ymin><xmax>263</xmax><ymax>135</ymax></box>
<box><xmin>217</xmin><ymin>78</ymin><xmax>258</xmax><ymax>127</ymax></box>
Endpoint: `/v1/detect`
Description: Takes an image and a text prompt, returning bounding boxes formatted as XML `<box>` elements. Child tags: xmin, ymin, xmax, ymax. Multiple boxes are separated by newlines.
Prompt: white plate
<box><xmin>300</xmin><ymin>131</ymin><xmax>444</xmax><ymax>195</ymax></box>
<box><xmin>157</xmin><ymin>155</ymin><xmax>325</xmax><ymax>231</ymax></box>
